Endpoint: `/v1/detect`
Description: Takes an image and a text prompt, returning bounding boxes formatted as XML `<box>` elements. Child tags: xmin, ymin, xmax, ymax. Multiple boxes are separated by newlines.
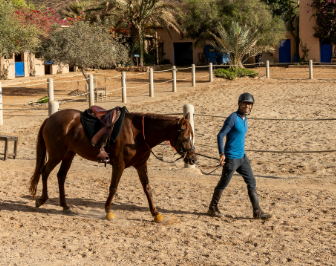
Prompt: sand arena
<box><xmin>0</xmin><ymin>67</ymin><xmax>336</xmax><ymax>265</ymax></box>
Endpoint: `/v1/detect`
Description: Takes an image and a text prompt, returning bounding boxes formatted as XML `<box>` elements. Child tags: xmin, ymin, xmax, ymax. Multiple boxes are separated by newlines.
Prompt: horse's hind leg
<box><xmin>134</xmin><ymin>162</ymin><xmax>164</xmax><ymax>223</ymax></box>
<box><xmin>105</xmin><ymin>163</ymin><xmax>125</xmax><ymax>221</ymax></box>
<box><xmin>36</xmin><ymin>158</ymin><xmax>61</xmax><ymax>208</ymax></box>
<box><xmin>57</xmin><ymin>151</ymin><xmax>76</xmax><ymax>214</ymax></box>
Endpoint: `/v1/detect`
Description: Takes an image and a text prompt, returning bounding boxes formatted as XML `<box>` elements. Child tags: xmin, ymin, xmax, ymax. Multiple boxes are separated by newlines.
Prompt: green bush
<box><xmin>37</xmin><ymin>96</ymin><xmax>48</xmax><ymax>103</ymax></box>
<box><xmin>214</xmin><ymin>67</ymin><xmax>259</xmax><ymax>80</ymax></box>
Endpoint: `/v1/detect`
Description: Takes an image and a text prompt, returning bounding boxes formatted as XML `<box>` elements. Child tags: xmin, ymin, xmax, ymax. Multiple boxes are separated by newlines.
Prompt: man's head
<box><xmin>238</xmin><ymin>93</ymin><xmax>254</xmax><ymax>116</ymax></box>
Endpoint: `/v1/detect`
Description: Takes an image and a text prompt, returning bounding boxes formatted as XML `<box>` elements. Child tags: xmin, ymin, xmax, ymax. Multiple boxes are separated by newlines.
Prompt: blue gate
<box><xmin>320</xmin><ymin>39</ymin><xmax>332</xmax><ymax>63</ymax></box>
<box><xmin>279</xmin><ymin>39</ymin><xmax>291</xmax><ymax>63</ymax></box>
<box><xmin>15</xmin><ymin>62</ymin><xmax>24</xmax><ymax>77</ymax></box>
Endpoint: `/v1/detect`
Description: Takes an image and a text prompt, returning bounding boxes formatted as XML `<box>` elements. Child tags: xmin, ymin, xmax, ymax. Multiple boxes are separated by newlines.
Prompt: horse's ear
<box><xmin>184</xmin><ymin>112</ymin><xmax>190</xmax><ymax>121</ymax></box>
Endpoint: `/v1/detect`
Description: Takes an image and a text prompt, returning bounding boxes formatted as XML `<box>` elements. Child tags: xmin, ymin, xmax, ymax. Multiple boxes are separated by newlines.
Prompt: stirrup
<box><xmin>97</xmin><ymin>148</ymin><xmax>110</xmax><ymax>164</ymax></box>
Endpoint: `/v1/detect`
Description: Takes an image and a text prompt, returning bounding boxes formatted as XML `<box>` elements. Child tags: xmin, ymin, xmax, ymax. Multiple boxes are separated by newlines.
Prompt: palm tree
<box><xmin>207</xmin><ymin>21</ymin><xmax>274</xmax><ymax>68</ymax></box>
<box><xmin>91</xmin><ymin>0</ymin><xmax>182</xmax><ymax>66</ymax></box>
<box><xmin>62</xmin><ymin>0</ymin><xmax>100</xmax><ymax>21</ymax></box>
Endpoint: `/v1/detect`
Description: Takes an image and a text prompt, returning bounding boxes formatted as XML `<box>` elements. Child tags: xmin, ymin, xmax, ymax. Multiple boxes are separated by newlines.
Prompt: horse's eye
<box><xmin>182</xmin><ymin>139</ymin><xmax>188</xmax><ymax>142</ymax></box>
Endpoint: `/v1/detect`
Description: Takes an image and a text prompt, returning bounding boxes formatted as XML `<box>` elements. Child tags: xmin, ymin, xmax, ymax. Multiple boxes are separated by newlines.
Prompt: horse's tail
<box><xmin>29</xmin><ymin>118</ymin><xmax>48</xmax><ymax>198</ymax></box>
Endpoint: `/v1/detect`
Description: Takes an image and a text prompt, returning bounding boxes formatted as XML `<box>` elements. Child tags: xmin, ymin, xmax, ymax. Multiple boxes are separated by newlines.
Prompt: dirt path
<box><xmin>0</xmin><ymin>68</ymin><xmax>336</xmax><ymax>265</ymax></box>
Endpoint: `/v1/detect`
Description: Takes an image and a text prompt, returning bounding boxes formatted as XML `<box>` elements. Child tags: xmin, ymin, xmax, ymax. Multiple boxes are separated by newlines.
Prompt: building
<box><xmin>300</xmin><ymin>0</ymin><xmax>335</xmax><ymax>63</ymax></box>
<box><xmin>0</xmin><ymin>53</ymin><xmax>70</xmax><ymax>80</ymax></box>
<box><xmin>157</xmin><ymin>0</ymin><xmax>335</xmax><ymax>65</ymax></box>
<box><xmin>155</xmin><ymin>28</ymin><xmax>203</xmax><ymax>66</ymax></box>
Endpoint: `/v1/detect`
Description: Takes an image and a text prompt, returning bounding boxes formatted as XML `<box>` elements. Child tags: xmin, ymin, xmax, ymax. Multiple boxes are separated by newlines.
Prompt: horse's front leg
<box><xmin>105</xmin><ymin>163</ymin><xmax>125</xmax><ymax>220</ymax></box>
<box><xmin>135</xmin><ymin>161</ymin><xmax>164</xmax><ymax>223</ymax></box>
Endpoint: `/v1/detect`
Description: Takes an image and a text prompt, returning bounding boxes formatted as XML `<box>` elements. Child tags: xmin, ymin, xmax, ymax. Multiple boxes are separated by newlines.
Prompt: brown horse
<box><xmin>29</xmin><ymin>109</ymin><xmax>196</xmax><ymax>222</ymax></box>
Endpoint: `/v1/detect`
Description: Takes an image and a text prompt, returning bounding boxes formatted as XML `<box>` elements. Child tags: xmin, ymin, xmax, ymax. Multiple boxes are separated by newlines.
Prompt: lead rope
<box><xmin>142</xmin><ymin>114</ymin><xmax>184</xmax><ymax>164</ymax></box>
<box><xmin>195</xmin><ymin>152</ymin><xmax>222</xmax><ymax>175</ymax></box>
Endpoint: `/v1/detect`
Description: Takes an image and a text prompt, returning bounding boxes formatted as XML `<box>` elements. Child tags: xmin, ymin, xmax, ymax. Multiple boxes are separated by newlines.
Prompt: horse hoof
<box><xmin>63</xmin><ymin>208</ymin><xmax>74</xmax><ymax>215</ymax></box>
<box><xmin>106</xmin><ymin>212</ymin><xmax>116</xmax><ymax>221</ymax></box>
<box><xmin>154</xmin><ymin>213</ymin><xmax>164</xmax><ymax>223</ymax></box>
<box><xmin>35</xmin><ymin>199</ymin><xmax>41</xmax><ymax>208</ymax></box>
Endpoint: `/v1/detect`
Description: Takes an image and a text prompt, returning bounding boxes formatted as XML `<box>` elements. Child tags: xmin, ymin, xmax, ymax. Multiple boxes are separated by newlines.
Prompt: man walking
<box><xmin>208</xmin><ymin>93</ymin><xmax>272</xmax><ymax>219</ymax></box>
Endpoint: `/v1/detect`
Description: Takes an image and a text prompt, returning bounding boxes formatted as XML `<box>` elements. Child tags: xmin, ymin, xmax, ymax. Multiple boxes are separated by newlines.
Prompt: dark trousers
<box><xmin>215</xmin><ymin>154</ymin><xmax>256</xmax><ymax>191</ymax></box>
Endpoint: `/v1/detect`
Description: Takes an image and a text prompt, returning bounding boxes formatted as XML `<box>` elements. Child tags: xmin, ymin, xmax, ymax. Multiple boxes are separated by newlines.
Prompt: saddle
<box><xmin>89</xmin><ymin>106</ymin><xmax>121</xmax><ymax>163</ymax></box>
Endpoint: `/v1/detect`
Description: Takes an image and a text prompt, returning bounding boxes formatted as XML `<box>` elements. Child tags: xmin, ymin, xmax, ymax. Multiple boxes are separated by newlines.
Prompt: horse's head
<box><xmin>171</xmin><ymin>113</ymin><xmax>197</xmax><ymax>165</ymax></box>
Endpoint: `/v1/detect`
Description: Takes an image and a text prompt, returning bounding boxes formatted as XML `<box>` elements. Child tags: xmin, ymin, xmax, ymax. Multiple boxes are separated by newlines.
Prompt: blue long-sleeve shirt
<box><xmin>217</xmin><ymin>111</ymin><xmax>247</xmax><ymax>159</ymax></box>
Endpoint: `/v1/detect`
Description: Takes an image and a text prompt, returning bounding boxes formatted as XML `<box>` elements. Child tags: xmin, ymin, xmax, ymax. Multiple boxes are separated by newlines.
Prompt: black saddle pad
<box><xmin>80</xmin><ymin>106</ymin><xmax>128</xmax><ymax>146</ymax></box>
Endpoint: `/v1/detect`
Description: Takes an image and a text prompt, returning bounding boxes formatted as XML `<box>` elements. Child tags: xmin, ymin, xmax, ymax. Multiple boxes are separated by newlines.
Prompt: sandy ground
<box><xmin>0</xmin><ymin>67</ymin><xmax>336</xmax><ymax>265</ymax></box>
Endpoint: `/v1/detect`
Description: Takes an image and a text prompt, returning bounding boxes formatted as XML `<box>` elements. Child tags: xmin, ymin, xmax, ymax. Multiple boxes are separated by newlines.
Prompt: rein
<box><xmin>195</xmin><ymin>153</ymin><xmax>219</xmax><ymax>161</ymax></box>
<box><xmin>142</xmin><ymin>114</ymin><xmax>185</xmax><ymax>164</ymax></box>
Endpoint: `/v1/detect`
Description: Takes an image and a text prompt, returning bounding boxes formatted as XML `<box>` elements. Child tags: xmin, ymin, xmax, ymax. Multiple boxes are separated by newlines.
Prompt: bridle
<box><xmin>142</xmin><ymin>114</ymin><xmax>195</xmax><ymax>163</ymax></box>
<box><xmin>172</xmin><ymin>121</ymin><xmax>195</xmax><ymax>156</ymax></box>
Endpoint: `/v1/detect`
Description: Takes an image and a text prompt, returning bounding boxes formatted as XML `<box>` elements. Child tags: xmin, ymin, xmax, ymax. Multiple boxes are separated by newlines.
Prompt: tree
<box><xmin>89</xmin><ymin>0</ymin><xmax>182</xmax><ymax>66</ymax></box>
<box><xmin>261</xmin><ymin>0</ymin><xmax>301</xmax><ymax>61</ymax></box>
<box><xmin>207</xmin><ymin>22</ymin><xmax>274</xmax><ymax>68</ymax></box>
<box><xmin>180</xmin><ymin>0</ymin><xmax>286</xmax><ymax>62</ymax></box>
<box><xmin>11</xmin><ymin>0</ymin><xmax>35</xmax><ymax>9</ymax></box>
<box><xmin>260</xmin><ymin>0</ymin><xmax>298</xmax><ymax>21</ymax></box>
<box><xmin>12</xmin><ymin>6</ymin><xmax>69</xmax><ymax>76</ymax></box>
<box><xmin>0</xmin><ymin>1</ymin><xmax>41</xmax><ymax>58</ymax></box>
<box><xmin>310</xmin><ymin>0</ymin><xmax>336</xmax><ymax>56</ymax></box>
<box><xmin>62</xmin><ymin>0</ymin><xmax>101</xmax><ymax>21</ymax></box>
<box><xmin>217</xmin><ymin>0</ymin><xmax>286</xmax><ymax>49</ymax></box>
<box><xmin>177</xmin><ymin>0</ymin><xmax>220</xmax><ymax>47</ymax></box>
<box><xmin>38</xmin><ymin>20</ymin><xmax>130</xmax><ymax>81</ymax></box>
<box><xmin>14</xmin><ymin>6</ymin><xmax>69</xmax><ymax>38</ymax></box>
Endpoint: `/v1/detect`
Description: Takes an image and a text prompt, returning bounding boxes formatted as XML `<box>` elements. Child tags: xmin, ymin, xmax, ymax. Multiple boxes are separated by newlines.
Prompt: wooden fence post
<box><xmin>89</xmin><ymin>74</ymin><xmax>94</xmax><ymax>107</ymax></box>
<box><xmin>149</xmin><ymin>68</ymin><xmax>154</xmax><ymax>97</ymax></box>
<box><xmin>309</xmin><ymin>60</ymin><xmax>313</xmax><ymax>79</ymax></box>
<box><xmin>49</xmin><ymin>101</ymin><xmax>59</xmax><ymax>115</ymax></box>
<box><xmin>183</xmin><ymin>104</ymin><xmax>195</xmax><ymax>169</ymax></box>
<box><xmin>266</xmin><ymin>60</ymin><xmax>270</xmax><ymax>79</ymax></box>
<box><xmin>47</xmin><ymin>78</ymin><xmax>55</xmax><ymax>116</ymax></box>
<box><xmin>209</xmin><ymin>63</ymin><xmax>213</xmax><ymax>82</ymax></box>
<box><xmin>192</xmin><ymin>64</ymin><xmax>196</xmax><ymax>87</ymax></box>
<box><xmin>172</xmin><ymin>66</ymin><xmax>177</xmax><ymax>92</ymax></box>
<box><xmin>121</xmin><ymin>71</ymin><xmax>127</xmax><ymax>104</ymax></box>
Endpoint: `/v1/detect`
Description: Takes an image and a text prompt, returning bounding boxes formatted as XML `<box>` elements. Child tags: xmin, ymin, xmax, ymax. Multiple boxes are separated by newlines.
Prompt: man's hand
<box><xmin>219</xmin><ymin>155</ymin><xmax>225</xmax><ymax>166</ymax></box>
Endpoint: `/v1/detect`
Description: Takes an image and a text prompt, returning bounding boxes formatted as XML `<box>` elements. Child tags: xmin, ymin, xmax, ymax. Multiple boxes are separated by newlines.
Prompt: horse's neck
<box><xmin>144</xmin><ymin>116</ymin><xmax>177</xmax><ymax>148</ymax></box>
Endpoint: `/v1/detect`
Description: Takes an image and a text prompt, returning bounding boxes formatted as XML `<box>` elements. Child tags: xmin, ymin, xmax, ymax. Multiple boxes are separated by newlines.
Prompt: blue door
<box><xmin>321</xmin><ymin>39</ymin><xmax>332</xmax><ymax>63</ymax></box>
<box><xmin>15</xmin><ymin>62</ymin><xmax>24</xmax><ymax>77</ymax></box>
<box><xmin>279</xmin><ymin>39</ymin><xmax>291</xmax><ymax>63</ymax></box>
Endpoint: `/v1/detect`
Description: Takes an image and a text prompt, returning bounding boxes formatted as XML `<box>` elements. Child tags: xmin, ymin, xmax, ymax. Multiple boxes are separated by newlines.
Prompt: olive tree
<box><xmin>38</xmin><ymin>20</ymin><xmax>130</xmax><ymax>81</ymax></box>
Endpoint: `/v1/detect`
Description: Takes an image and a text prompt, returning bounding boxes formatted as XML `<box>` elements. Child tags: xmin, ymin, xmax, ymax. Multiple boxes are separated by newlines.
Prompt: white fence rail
<box><xmin>0</xmin><ymin>61</ymin><xmax>336</xmax><ymax>122</ymax></box>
